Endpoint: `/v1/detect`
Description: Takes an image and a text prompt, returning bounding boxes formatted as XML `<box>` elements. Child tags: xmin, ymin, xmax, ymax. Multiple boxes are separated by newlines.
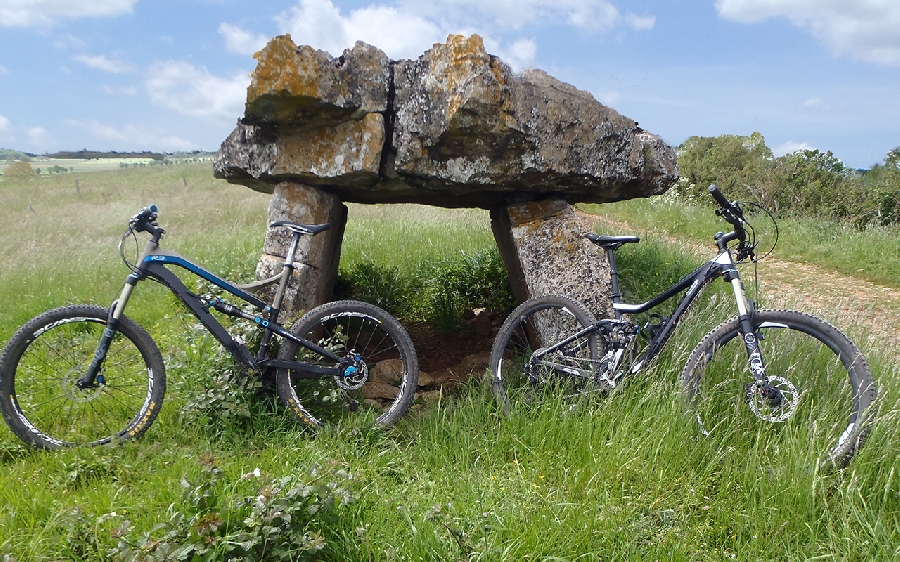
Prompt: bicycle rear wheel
<box><xmin>0</xmin><ymin>305</ymin><xmax>166</xmax><ymax>448</ymax></box>
<box><xmin>276</xmin><ymin>300</ymin><xmax>418</xmax><ymax>429</ymax></box>
<box><xmin>490</xmin><ymin>295</ymin><xmax>599</xmax><ymax>416</ymax></box>
<box><xmin>681</xmin><ymin>309</ymin><xmax>877</xmax><ymax>469</ymax></box>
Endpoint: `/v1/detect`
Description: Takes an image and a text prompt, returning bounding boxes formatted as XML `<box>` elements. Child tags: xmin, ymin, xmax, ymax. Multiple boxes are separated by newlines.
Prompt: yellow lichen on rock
<box><xmin>248</xmin><ymin>35</ymin><xmax>322</xmax><ymax>103</ymax></box>
<box><xmin>273</xmin><ymin>113</ymin><xmax>385</xmax><ymax>178</ymax></box>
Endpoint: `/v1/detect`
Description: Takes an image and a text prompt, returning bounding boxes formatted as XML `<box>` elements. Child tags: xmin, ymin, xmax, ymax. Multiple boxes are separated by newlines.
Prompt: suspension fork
<box><xmin>77</xmin><ymin>239</ymin><xmax>157</xmax><ymax>389</ymax></box>
<box><xmin>722</xmin><ymin>258</ymin><xmax>764</xmax><ymax>374</ymax></box>
<box><xmin>723</xmin><ymin>257</ymin><xmax>784</xmax><ymax>404</ymax></box>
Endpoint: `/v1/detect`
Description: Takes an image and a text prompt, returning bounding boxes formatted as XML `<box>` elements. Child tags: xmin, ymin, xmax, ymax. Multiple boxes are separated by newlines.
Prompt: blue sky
<box><xmin>1</xmin><ymin>0</ymin><xmax>898</xmax><ymax>169</ymax></box>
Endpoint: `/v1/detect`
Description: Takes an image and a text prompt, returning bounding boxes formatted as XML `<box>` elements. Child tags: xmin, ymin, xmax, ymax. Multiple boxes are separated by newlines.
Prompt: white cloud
<box><xmin>800</xmin><ymin>96</ymin><xmax>831</xmax><ymax>111</ymax></box>
<box><xmin>493</xmin><ymin>38</ymin><xmax>538</xmax><ymax>72</ymax></box>
<box><xmin>219</xmin><ymin>23</ymin><xmax>269</xmax><ymax>56</ymax></box>
<box><xmin>273</xmin><ymin>0</ymin><xmax>653</xmax><ymax>61</ymax></box>
<box><xmin>53</xmin><ymin>33</ymin><xmax>87</xmax><ymax>50</ymax></box>
<box><xmin>341</xmin><ymin>6</ymin><xmax>444</xmax><ymax>59</ymax></box>
<box><xmin>625</xmin><ymin>14</ymin><xmax>657</xmax><ymax>31</ymax></box>
<box><xmin>0</xmin><ymin>0</ymin><xmax>136</xmax><ymax>28</ymax></box>
<box><xmin>74</xmin><ymin>54</ymin><xmax>133</xmax><ymax>74</ymax></box>
<box><xmin>66</xmin><ymin>119</ymin><xmax>196</xmax><ymax>151</ymax></box>
<box><xmin>0</xmin><ymin>115</ymin><xmax>13</xmax><ymax>141</ymax></box>
<box><xmin>275</xmin><ymin>0</ymin><xmax>348</xmax><ymax>54</ymax></box>
<box><xmin>0</xmin><ymin>65</ymin><xmax>8</xmax><ymax>76</ymax></box>
<box><xmin>275</xmin><ymin>0</ymin><xmax>442</xmax><ymax>59</ymax></box>
<box><xmin>773</xmin><ymin>140</ymin><xmax>816</xmax><ymax>157</ymax></box>
<box><xmin>716</xmin><ymin>0</ymin><xmax>900</xmax><ymax>65</ymax></box>
<box><xmin>25</xmin><ymin>127</ymin><xmax>53</xmax><ymax>149</ymax></box>
<box><xmin>145</xmin><ymin>61</ymin><xmax>248</xmax><ymax>122</ymax></box>
<box><xmin>593</xmin><ymin>88</ymin><xmax>622</xmax><ymax>107</ymax></box>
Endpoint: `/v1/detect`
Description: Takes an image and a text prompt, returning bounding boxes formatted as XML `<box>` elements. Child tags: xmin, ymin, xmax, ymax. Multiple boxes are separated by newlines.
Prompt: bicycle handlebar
<box><xmin>708</xmin><ymin>185</ymin><xmax>751</xmax><ymax>254</ymax></box>
<box><xmin>128</xmin><ymin>204</ymin><xmax>164</xmax><ymax>240</ymax></box>
<box><xmin>130</xmin><ymin>204</ymin><xmax>158</xmax><ymax>224</ymax></box>
<box><xmin>708</xmin><ymin>184</ymin><xmax>732</xmax><ymax>210</ymax></box>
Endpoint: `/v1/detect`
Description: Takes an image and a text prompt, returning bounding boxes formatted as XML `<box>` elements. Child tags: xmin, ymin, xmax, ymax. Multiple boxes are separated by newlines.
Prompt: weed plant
<box><xmin>0</xmin><ymin>166</ymin><xmax>897</xmax><ymax>559</ymax></box>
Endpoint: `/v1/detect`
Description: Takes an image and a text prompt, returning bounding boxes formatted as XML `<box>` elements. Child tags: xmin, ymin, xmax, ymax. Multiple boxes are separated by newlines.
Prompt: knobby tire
<box><xmin>0</xmin><ymin>305</ymin><xmax>166</xmax><ymax>449</ymax></box>
<box><xmin>681</xmin><ymin>309</ymin><xmax>877</xmax><ymax>469</ymax></box>
<box><xmin>276</xmin><ymin>300</ymin><xmax>419</xmax><ymax>429</ymax></box>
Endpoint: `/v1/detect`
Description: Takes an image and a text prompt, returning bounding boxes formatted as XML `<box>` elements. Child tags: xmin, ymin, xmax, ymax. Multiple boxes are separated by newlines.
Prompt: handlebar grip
<box><xmin>708</xmin><ymin>184</ymin><xmax>732</xmax><ymax>209</ymax></box>
<box><xmin>131</xmin><ymin>204</ymin><xmax>158</xmax><ymax>222</ymax></box>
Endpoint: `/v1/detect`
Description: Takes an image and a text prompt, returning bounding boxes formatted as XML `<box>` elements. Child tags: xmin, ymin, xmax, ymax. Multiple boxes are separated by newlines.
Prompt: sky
<box><xmin>1</xmin><ymin>0</ymin><xmax>898</xmax><ymax>170</ymax></box>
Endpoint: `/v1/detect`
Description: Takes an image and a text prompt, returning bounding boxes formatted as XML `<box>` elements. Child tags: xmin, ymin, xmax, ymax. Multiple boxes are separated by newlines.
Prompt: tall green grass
<box><xmin>0</xmin><ymin>167</ymin><xmax>897</xmax><ymax>560</ymax></box>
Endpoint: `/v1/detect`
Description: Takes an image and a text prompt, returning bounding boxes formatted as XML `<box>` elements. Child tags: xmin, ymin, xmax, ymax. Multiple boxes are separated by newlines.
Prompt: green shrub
<box><xmin>2</xmin><ymin>160</ymin><xmax>38</xmax><ymax>180</ymax></box>
<box><xmin>109</xmin><ymin>456</ymin><xmax>353</xmax><ymax>561</ymax></box>
<box><xmin>336</xmin><ymin>246</ymin><xmax>513</xmax><ymax>332</ymax></box>
<box><xmin>336</xmin><ymin>259</ymin><xmax>412</xmax><ymax>318</ymax></box>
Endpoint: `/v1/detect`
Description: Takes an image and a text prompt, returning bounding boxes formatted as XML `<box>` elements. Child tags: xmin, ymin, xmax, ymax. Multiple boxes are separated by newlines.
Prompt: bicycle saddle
<box><xmin>269</xmin><ymin>221</ymin><xmax>330</xmax><ymax>236</ymax></box>
<box><xmin>584</xmin><ymin>232</ymin><xmax>640</xmax><ymax>249</ymax></box>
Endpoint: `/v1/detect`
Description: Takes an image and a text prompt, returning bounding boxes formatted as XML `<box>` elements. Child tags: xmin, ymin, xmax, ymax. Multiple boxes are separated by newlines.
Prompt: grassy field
<box><xmin>0</xmin><ymin>156</ymin><xmax>216</xmax><ymax>176</ymax></box>
<box><xmin>0</xmin><ymin>165</ymin><xmax>898</xmax><ymax>560</ymax></box>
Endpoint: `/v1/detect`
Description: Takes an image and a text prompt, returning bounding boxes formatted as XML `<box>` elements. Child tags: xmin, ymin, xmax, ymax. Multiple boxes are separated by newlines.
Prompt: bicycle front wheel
<box><xmin>0</xmin><ymin>305</ymin><xmax>166</xmax><ymax>449</ymax></box>
<box><xmin>681</xmin><ymin>309</ymin><xmax>877</xmax><ymax>468</ymax></box>
<box><xmin>276</xmin><ymin>300</ymin><xmax>419</xmax><ymax>429</ymax></box>
<box><xmin>490</xmin><ymin>295</ymin><xmax>599</xmax><ymax>416</ymax></box>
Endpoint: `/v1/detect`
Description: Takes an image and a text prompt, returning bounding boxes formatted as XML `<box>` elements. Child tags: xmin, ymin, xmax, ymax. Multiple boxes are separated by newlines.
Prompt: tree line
<box><xmin>675</xmin><ymin>132</ymin><xmax>900</xmax><ymax>228</ymax></box>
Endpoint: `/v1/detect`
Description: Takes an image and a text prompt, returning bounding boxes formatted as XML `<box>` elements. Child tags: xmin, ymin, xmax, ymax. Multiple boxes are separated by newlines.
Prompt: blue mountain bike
<box><xmin>0</xmin><ymin>205</ymin><xmax>419</xmax><ymax>448</ymax></box>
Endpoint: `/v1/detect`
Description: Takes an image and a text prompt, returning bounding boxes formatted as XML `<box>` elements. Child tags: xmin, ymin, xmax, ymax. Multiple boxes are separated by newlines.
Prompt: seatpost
<box><xmin>606</xmin><ymin>247</ymin><xmax>625</xmax><ymax>320</ymax></box>
<box><xmin>270</xmin><ymin>230</ymin><xmax>302</xmax><ymax>314</ymax></box>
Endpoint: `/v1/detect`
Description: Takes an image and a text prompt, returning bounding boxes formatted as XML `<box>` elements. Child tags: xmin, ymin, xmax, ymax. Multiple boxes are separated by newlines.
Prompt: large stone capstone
<box><xmin>215</xmin><ymin>33</ymin><xmax>677</xmax><ymax>209</ymax></box>
<box><xmin>214</xmin><ymin>34</ymin><xmax>678</xmax><ymax>322</ymax></box>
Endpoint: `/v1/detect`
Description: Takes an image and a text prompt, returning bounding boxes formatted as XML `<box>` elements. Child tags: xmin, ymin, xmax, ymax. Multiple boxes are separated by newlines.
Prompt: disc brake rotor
<box><xmin>746</xmin><ymin>376</ymin><xmax>799</xmax><ymax>422</ymax></box>
<box><xmin>334</xmin><ymin>352</ymin><xmax>368</xmax><ymax>390</ymax></box>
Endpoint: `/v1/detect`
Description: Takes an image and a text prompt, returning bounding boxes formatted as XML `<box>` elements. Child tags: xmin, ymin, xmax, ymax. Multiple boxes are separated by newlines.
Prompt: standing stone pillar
<box><xmin>257</xmin><ymin>182</ymin><xmax>348</xmax><ymax>318</ymax></box>
<box><xmin>491</xmin><ymin>198</ymin><xmax>614</xmax><ymax>320</ymax></box>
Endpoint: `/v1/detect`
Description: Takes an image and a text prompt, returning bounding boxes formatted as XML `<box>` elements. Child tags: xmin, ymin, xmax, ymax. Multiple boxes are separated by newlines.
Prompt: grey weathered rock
<box><xmin>243</xmin><ymin>36</ymin><xmax>390</xmax><ymax>133</ymax></box>
<box><xmin>492</xmin><ymin>199</ymin><xmax>613</xmax><ymax>320</ymax></box>
<box><xmin>255</xmin><ymin>182</ymin><xmax>347</xmax><ymax>317</ymax></box>
<box><xmin>215</xmin><ymin>34</ymin><xmax>677</xmax><ymax>209</ymax></box>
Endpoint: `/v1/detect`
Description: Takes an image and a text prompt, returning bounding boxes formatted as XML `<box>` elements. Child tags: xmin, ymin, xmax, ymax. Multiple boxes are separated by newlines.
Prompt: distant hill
<box><xmin>1</xmin><ymin>148</ymin><xmax>218</xmax><ymax>162</ymax></box>
<box><xmin>0</xmin><ymin>148</ymin><xmax>34</xmax><ymax>161</ymax></box>
<box><xmin>44</xmin><ymin>149</ymin><xmax>165</xmax><ymax>160</ymax></box>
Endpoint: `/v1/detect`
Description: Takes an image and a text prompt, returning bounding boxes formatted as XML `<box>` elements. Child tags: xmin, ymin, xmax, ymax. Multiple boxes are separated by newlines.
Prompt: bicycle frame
<box><xmin>78</xmin><ymin>225</ymin><xmax>344</xmax><ymax>389</ymax></box>
<box><xmin>532</xmin><ymin>230</ymin><xmax>766</xmax><ymax>387</ymax></box>
<box><xmin>610</xmin><ymin>243</ymin><xmax>753</xmax><ymax>375</ymax></box>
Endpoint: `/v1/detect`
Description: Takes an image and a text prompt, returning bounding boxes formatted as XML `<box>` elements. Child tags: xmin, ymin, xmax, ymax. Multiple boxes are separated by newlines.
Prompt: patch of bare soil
<box><xmin>405</xmin><ymin>319</ymin><xmax>495</xmax><ymax>396</ymax></box>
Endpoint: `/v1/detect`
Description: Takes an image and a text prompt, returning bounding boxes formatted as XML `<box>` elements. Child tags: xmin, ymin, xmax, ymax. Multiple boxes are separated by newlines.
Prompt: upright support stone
<box><xmin>491</xmin><ymin>199</ymin><xmax>613</xmax><ymax>320</ymax></box>
<box><xmin>257</xmin><ymin>182</ymin><xmax>348</xmax><ymax>318</ymax></box>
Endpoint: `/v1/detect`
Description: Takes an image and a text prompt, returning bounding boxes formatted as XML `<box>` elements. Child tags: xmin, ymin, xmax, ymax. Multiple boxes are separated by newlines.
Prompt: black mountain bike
<box><xmin>490</xmin><ymin>185</ymin><xmax>877</xmax><ymax>468</ymax></box>
<box><xmin>0</xmin><ymin>205</ymin><xmax>419</xmax><ymax>449</ymax></box>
